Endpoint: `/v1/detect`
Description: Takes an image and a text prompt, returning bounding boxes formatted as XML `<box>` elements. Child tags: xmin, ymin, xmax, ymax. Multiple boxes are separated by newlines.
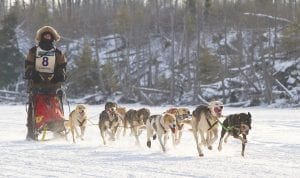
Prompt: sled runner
<box><xmin>26</xmin><ymin>88</ymin><xmax>66</xmax><ymax>141</ymax></box>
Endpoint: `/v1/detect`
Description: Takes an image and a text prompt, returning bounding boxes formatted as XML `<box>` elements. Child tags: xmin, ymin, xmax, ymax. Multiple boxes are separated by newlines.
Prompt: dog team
<box><xmin>64</xmin><ymin>101</ymin><xmax>252</xmax><ymax>157</ymax></box>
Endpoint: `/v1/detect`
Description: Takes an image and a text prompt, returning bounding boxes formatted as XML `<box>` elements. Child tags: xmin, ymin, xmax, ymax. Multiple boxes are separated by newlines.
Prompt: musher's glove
<box><xmin>51</xmin><ymin>74</ymin><xmax>65</xmax><ymax>83</ymax></box>
<box><xmin>25</xmin><ymin>69</ymin><xmax>41</xmax><ymax>82</ymax></box>
<box><xmin>32</xmin><ymin>71</ymin><xmax>43</xmax><ymax>83</ymax></box>
<box><xmin>51</xmin><ymin>63</ymin><xmax>66</xmax><ymax>83</ymax></box>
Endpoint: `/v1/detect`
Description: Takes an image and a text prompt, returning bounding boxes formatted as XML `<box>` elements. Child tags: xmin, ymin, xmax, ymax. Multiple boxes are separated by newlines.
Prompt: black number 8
<box><xmin>42</xmin><ymin>57</ymin><xmax>49</xmax><ymax>66</ymax></box>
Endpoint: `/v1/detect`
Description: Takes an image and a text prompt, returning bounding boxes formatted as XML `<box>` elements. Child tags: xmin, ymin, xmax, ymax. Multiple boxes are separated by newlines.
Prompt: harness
<box><xmin>77</xmin><ymin>119</ymin><xmax>86</xmax><ymax>127</ymax></box>
<box><xmin>207</xmin><ymin>119</ymin><xmax>218</xmax><ymax>131</ymax></box>
<box><xmin>216</xmin><ymin>115</ymin><xmax>239</xmax><ymax>132</ymax></box>
<box><xmin>159</xmin><ymin>118</ymin><xmax>167</xmax><ymax>133</ymax></box>
<box><xmin>174</xmin><ymin>112</ymin><xmax>190</xmax><ymax>131</ymax></box>
<box><xmin>150</xmin><ymin>115</ymin><xmax>167</xmax><ymax>133</ymax></box>
<box><xmin>205</xmin><ymin>111</ymin><xmax>218</xmax><ymax>131</ymax></box>
<box><xmin>108</xmin><ymin>112</ymin><xmax>119</xmax><ymax>128</ymax></box>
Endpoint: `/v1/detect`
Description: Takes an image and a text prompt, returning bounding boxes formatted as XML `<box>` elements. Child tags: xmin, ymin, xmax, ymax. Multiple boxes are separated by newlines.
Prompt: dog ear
<box><xmin>248</xmin><ymin>112</ymin><xmax>251</xmax><ymax>118</ymax></box>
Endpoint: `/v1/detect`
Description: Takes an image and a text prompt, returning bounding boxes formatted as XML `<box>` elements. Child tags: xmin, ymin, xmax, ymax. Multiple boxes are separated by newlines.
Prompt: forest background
<box><xmin>0</xmin><ymin>0</ymin><xmax>299</xmax><ymax>107</ymax></box>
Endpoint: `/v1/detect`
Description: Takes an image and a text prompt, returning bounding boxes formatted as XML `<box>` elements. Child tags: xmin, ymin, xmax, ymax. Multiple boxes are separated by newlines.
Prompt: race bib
<box><xmin>35</xmin><ymin>47</ymin><xmax>56</xmax><ymax>73</ymax></box>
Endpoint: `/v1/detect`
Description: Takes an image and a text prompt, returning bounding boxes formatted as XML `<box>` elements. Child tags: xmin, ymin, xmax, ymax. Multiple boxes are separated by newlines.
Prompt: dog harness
<box><xmin>108</xmin><ymin>112</ymin><xmax>119</xmax><ymax>128</ymax></box>
<box><xmin>206</xmin><ymin>112</ymin><xmax>218</xmax><ymax>131</ymax></box>
<box><xmin>217</xmin><ymin>115</ymin><xmax>239</xmax><ymax>132</ymax></box>
<box><xmin>159</xmin><ymin>118</ymin><xmax>167</xmax><ymax>133</ymax></box>
<box><xmin>77</xmin><ymin>119</ymin><xmax>86</xmax><ymax>127</ymax></box>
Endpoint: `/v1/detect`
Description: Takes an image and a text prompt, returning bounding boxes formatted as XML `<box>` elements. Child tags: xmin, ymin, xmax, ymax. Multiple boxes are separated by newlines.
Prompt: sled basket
<box><xmin>33</xmin><ymin>94</ymin><xmax>64</xmax><ymax>131</ymax></box>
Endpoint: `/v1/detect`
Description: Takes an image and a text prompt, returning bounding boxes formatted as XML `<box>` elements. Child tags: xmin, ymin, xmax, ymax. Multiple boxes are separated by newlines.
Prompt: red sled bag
<box><xmin>34</xmin><ymin>94</ymin><xmax>64</xmax><ymax>129</ymax></box>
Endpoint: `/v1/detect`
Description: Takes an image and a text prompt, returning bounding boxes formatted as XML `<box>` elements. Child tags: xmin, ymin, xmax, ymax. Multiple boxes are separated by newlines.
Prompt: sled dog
<box><xmin>146</xmin><ymin>113</ymin><xmax>176</xmax><ymax>152</ymax></box>
<box><xmin>191</xmin><ymin>101</ymin><xmax>223</xmax><ymax>156</ymax></box>
<box><xmin>123</xmin><ymin>108</ymin><xmax>150</xmax><ymax>144</ymax></box>
<box><xmin>64</xmin><ymin>104</ymin><xmax>87</xmax><ymax>143</ymax></box>
<box><xmin>218</xmin><ymin>112</ymin><xmax>252</xmax><ymax>157</ymax></box>
<box><xmin>98</xmin><ymin>102</ymin><xmax>122</xmax><ymax>145</ymax></box>
<box><xmin>115</xmin><ymin>106</ymin><xmax>127</xmax><ymax>138</ymax></box>
<box><xmin>165</xmin><ymin>108</ymin><xmax>191</xmax><ymax>145</ymax></box>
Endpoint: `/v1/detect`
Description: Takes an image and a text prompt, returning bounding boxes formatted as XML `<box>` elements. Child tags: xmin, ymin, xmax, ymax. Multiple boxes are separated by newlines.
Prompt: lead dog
<box><xmin>98</xmin><ymin>102</ymin><xmax>122</xmax><ymax>145</ymax></box>
<box><xmin>191</xmin><ymin>101</ymin><xmax>223</xmax><ymax>157</ymax></box>
<box><xmin>218</xmin><ymin>112</ymin><xmax>252</xmax><ymax>157</ymax></box>
<box><xmin>165</xmin><ymin>108</ymin><xmax>190</xmax><ymax>145</ymax></box>
<box><xmin>146</xmin><ymin>113</ymin><xmax>177</xmax><ymax>152</ymax></box>
<box><xmin>64</xmin><ymin>104</ymin><xmax>87</xmax><ymax>143</ymax></box>
<box><xmin>124</xmin><ymin>108</ymin><xmax>150</xmax><ymax>144</ymax></box>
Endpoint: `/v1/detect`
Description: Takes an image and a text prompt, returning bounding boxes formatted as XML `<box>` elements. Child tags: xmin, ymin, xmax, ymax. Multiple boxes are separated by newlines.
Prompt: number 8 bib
<box><xmin>35</xmin><ymin>47</ymin><xmax>56</xmax><ymax>73</ymax></box>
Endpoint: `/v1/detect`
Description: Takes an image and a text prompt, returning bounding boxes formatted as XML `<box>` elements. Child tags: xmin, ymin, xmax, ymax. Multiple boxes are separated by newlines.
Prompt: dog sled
<box><xmin>26</xmin><ymin>88</ymin><xmax>66</xmax><ymax>141</ymax></box>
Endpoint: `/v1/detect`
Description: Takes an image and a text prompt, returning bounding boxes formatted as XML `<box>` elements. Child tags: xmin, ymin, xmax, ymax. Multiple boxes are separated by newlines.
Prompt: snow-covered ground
<box><xmin>0</xmin><ymin>105</ymin><xmax>299</xmax><ymax>178</ymax></box>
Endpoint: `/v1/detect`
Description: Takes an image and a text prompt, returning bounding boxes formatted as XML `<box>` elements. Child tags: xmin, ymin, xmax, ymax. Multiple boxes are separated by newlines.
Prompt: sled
<box><xmin>26</xmin><ymin>89</ymin><xmax>66</xmax><ymax>141</ymax></box>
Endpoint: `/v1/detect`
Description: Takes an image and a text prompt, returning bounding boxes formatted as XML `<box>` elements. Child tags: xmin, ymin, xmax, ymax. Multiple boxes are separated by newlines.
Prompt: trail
<box><xmin>0</xmin><ymin>105</ymin><xmax>299</xmax><ymax>178</ymax></box>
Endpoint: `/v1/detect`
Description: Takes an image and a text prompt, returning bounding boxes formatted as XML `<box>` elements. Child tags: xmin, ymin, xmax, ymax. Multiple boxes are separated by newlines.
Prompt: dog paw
<box><xmin>199</xmin><ymin>153</ymin><xmax>204</xmax><ymax>157</ymax></box>
<box><xmin>153</xmin><ymin>134</ymin><xmax>157</xmax><ymax>140</ymax></box>
<box><xmin>147</xmin><ymin>141</ymin><xmax>151</xmax><ymax>148</ymax></box>
<box><xmin>218</xmin><ymin>146</ymin><xmax>222</xmax><ymax>151</ymax></box>
<box><xmin>208</xmin><ymin>146</ymin><xmax>213</xmax><ymax>150</ymax></box>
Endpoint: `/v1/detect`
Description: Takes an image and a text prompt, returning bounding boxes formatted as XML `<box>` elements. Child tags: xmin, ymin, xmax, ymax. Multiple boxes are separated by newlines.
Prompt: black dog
<box><xmin>218</xmin><ymin>112</ymin><xmax>252</xmax><ymax>157</ymax></box>
<box><xmin>104</xmin><ymin>101</ymin><xmax>118</xmax><ymax>111</ymax></box>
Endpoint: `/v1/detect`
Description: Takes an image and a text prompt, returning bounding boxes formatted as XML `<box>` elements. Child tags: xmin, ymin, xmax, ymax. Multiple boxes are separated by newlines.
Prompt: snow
<box><xmin>244</xmin><ymin>13</ymin><xmax>292</xmax><ymax>23</ymax></box>
<box><xmin>287</xmin><ymin>76</ymin><xmax>296</xmax><ymax>84</ymax></box>
<box><xmin>15</xmin><ymin>21</ymin><xmax>32</xmax><ymax>57</ymax></box>
<box><xmin>274</xmin><ymin>60</ymin><xmax>297</xmax><ymax>72</ymax></box>
<box><xmin>0</xmin><ymin>105</ymin><xmax>299</xmax><ymax>178</ymax></box>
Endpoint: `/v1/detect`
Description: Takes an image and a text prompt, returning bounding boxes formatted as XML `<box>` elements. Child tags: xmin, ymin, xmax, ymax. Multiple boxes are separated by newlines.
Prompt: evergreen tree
<box><xmin>68</xmin><ymin>39</ymin><xmax>100</xmax><ymax>96</ymax></box>
<box><xmin>197</xmin><ymin>47</ymin><xmax>222</xmax><ymax>84</ymax></box>
<box><xmin>282</xmin><ymin>17</ymin><xmax>300</xmax><ymax>58</ymax></box>
<box><xmin>0</xmin><ymin>2</ymin><xmax>24</xmax><ymax>88</ymax></box>
<box><xmin>100</xmin><ymin>61</ymin><xmax>118</xmax><ymax>95</ymax></box>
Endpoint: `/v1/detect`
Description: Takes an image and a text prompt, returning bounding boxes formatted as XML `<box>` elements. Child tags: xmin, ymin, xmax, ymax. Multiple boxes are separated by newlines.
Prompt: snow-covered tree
<box><xmin>0</xmin><ymin>1</ymin><xmax>24</xmax><ymax>88</ymax></box>
<box><xmin>67</xmin><ymin>39</ymin><xmax>100</xmax><ymax>97</ymax></box>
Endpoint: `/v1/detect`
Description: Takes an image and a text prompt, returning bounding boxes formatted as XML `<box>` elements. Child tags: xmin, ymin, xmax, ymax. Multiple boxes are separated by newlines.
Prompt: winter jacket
<box><xmin>25</xmin><ymin>26</ymin><xmax>67</xmax><ymax>93</ymax></box>
<box><xmin>25</xmin><ymin>46</ymin><xmax>67</xmax><ymax>93</ymax></box>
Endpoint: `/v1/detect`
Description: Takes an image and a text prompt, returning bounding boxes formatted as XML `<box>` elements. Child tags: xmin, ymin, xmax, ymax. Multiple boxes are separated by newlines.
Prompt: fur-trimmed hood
<box><xmin>35</xmin><ymin>26</ymin><xmax>60</xmax><ymax>42</ymax></box>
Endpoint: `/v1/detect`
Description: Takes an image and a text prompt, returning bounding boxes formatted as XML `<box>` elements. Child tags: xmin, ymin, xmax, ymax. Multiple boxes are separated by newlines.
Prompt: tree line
<box><xmin>0</xmin><ymin>0</ymin><xmax>299</xmax><ymax>105</ymax></box>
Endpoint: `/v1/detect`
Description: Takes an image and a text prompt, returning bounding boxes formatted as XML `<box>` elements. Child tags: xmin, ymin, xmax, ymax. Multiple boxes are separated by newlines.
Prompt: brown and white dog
<box><xmin>146</xmin><ymin>113</ymin><xmax>177</xmax><ymax>152</ymax></box>
<box><xmin>191</xmin><ymin>101</ymin><xmax>223</xmax><ymax>157</ymax></box>
<box><xmin>98</xmin><ymin>102</ymin><xmax>122</xmax><ymax>145</ymax></box>
<box><xmin>64</xmin><ymin>104</ymin><xmax>87</xmax><ymax>143</ymax></box>
<box><xmin>123</xmin><ymin>108</ymin><xmax>150</xmax><ymax>144</ymax></box>
<box><xmin>115</xmin><ymin>106</ymin><xmax>127</xmax><ymax>138</ymax></box>
<box><xmin>218</xmin><ymin>112</ymin><xmax>252</xmax><ymax>157</ymax></box>
<box><xmin>165</xmin><ymin>108</ymin><xmax>191</xmax><ymax>145</ymax></box>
